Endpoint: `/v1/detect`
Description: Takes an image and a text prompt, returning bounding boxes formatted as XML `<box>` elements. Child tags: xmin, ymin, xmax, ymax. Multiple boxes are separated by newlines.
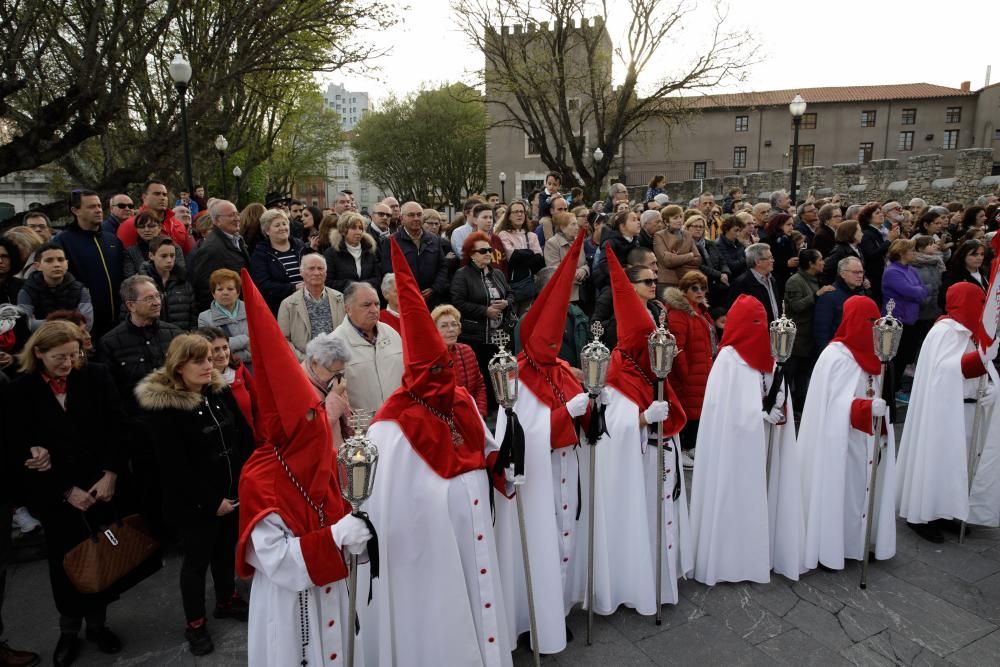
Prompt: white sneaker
<box><xmin>681</xmin><ymin>451</ymin><xmax>695</xmax><ymax>469</ymax></box>
<box><xmin>12</xmin><ymin>506</ymin><xmax>41</xmax><ymax>533</ymax></box>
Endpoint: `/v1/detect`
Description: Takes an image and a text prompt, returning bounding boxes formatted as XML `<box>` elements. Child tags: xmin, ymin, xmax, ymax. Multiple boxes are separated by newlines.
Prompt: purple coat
<box><xmin>881</xmin><ymin>261</ymin><xmax>928</xmax><ymax>324</ymax></box>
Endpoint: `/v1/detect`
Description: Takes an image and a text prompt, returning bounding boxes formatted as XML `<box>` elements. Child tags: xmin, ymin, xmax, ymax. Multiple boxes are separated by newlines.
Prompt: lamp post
<box><xmin>592</xmin><ymin>147</ymin><xmax>604</xmax><ymax>200</ymax></box>
<box><xmin>214</xmin><ymin>134</ymin><xmax>229</xmax><ymax>200</ymax></box>
<box><xmin>499</xmin><ymin>171</ymin><xmax>506</xmax><ymax>203</ymax></box>
<box><xmin>232</xmin><ymin>166</ymin><xmax>243</xmax><ymax>207</ymax></box>
<box><xmin>788</xmin><ymin>94</ymin><xmax>807</xmax><ymax>204</ymax></box>
<box><xmin>168</xmin><ymin>54</ymin><xmax>194</xmax><ymax>196</ymax></box>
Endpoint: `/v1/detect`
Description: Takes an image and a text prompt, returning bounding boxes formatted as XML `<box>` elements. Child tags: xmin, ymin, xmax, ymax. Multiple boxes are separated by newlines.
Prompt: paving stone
<box><xmin>792</xmin><ymin>577</ymin><xmax>846</xmax><ymax>613</ymax></box>
<box><xmin>947</xmin><ymin>629</ymin><xmax>1000</xmax><ymax>667</ymax></box>
<box><xmin>756</xmin><ymin>628</ymin><xmax>852</xmax><ymax>666</ymax></box>
<box><xmin>681</xmin><ymin>582</ymin><xmax>792</xmax><ymax>644</ymax></box>
<box><xmin>600</xmin><ymin>596</ymin><xmax>703</xmax><ymax>643</ymax></box>
<box><xmin>890</xmin><ymin>558</ymin><xmax>1000</xmax><ymax>624</ymax></box>
<box><xmin>906</xmin><ymin>538</ymin><xmax>1000</xmax><ymax>584</ymax></box>
<box><xmin>748</xmin><ymin>577</ymin><xmax>799</xmax><ymax>617</ymax></box>
<box><xmin>636</xmin><ymin>615</ymin><xmax>771</xmax><ymax>666</ymax></box>
<box><xmin>784</xmin><ymin>599</ymin><xmax>854</xmax><ymax>651</ymax></box>
<box><xmin>845</xmin><ymin>629</ymin><xmax>946</xmax><ymax>667</ymax></box>
<box><xmin>837</xmin><ymin>605</ymin><xmax>889</xmax><ymax>642</ymax></box>
<box><xmin>553</xmin><ymin>609</ymin><xmax>656</xmax><ymax>667</ymax></box>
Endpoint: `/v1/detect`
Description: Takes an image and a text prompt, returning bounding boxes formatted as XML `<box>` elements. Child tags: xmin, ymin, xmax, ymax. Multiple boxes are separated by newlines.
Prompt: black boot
<box><xmin>52</xmin><ymin>633</ymin><xmax>79</xmax><ymax>667</ymax></box>
<box><xmin>184</xmin><ymin>622</ymin><xmax>214</xmax><ymax>656</ymax></box>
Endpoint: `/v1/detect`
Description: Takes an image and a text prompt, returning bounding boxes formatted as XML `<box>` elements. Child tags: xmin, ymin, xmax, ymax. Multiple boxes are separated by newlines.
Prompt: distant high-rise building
<box><xmin>323</xmin><ymin>83</ymin><xmax>369</xmax><ymax>131</ymax></box>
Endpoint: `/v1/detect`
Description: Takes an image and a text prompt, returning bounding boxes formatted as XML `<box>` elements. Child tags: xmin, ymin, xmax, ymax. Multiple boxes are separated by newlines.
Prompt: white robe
<box><xmin>246</xmin><ymin>514</ymin><xmax>357</xmax><ymax>667</ymax></box>
<box><xmin>570</xmin><ymin>386</ymin><xmax>691</xmax><ymax>615</ymax></box>
<box><xmin>798</xmin><ymin>343</ymin><xmax>897</xmax><ymax>570</ymax></box>
<box><xmin>689</xmin><ymin>346</ymin><xmax>805</xmax><ymax>585</ymax></box>
<box><xmin>897</xmin><ymin>318</ymin><xmax>1000</xmax><ymax>525</ymax></box>
<box><xmin>359</xmin><ymin>420</ymin><xmax>512</xmax><ymax>667</ymax></box>
<box><xmin>494</xmin><ymin>387</ymin><xmax>579</xmax><ymax>655</ymax></box>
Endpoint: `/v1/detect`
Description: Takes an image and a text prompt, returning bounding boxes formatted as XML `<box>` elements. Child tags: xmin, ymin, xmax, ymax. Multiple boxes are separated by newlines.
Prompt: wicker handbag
<box><xmin>63</xmin><ymin>513</ymin><xmax>161</xmax><ymax>594</ymax></box>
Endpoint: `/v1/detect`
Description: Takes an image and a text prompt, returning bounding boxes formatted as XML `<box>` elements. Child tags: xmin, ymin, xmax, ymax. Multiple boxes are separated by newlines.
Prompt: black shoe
<box><xmin>909</xmin><ymin>521</ymin><xmax>944</xmax><ymax>543</ymax></box>
<box><xmin>84</xmin><ymin>626</ymin><xmax>121</xmax><ymax>654</ymax></box>
<box><xmin>184</xmin><ymin>624</ymin><xmax>214</xmax><ymax>656</ymax></box>
<box><xmin>52</xmin><ymin>634</ymin><xmax>79</xmax><ymax>667</ymax></box>
<box><xmin>934</xmin><ymin>518</ymin><xmax>972</xmax><ymax>536</ymax></box>
<box><xmin>213</xmin><ymin>596</ymin><xmax>249</xmax><ymax>622</ymax></box>
<box><xmin>0</xmin><ymin>639</ymin><xmax>41</xmax><ymax>667</ymax></box>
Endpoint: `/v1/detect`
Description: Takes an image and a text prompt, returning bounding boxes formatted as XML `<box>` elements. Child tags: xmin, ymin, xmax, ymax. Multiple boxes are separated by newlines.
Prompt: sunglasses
<box><xmin>631</xmin><ymin>278</ymin><xmax>657</xmax><ymax>287</ymax></box>
<box><xmin>114</xmin><ymin>203</ymin><xmax>135</xmax><ymax>209</ymax></box>
<box><xmin>473</xmin><ymin>247</ymin><xmax>492</xmax><ymax>255</ymax></box>
<box><xmin>687</xmin><ymin>285</ymin><xmax>706</xmax><ymax>293</ymax></box>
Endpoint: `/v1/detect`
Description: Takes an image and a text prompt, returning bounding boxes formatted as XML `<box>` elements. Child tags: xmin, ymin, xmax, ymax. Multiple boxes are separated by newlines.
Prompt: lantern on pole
<box><xmin>764</xmin><ymin>309</ymin><xmax>797</xmax><ymax>485</ymax></box>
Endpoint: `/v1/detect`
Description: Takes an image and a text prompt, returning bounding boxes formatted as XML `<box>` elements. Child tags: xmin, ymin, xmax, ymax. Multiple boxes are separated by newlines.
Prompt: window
<box><xmin>945</xmin><ymin>107</ymin><xmax>962</xmax><ymax>123</ymax></box>
<box><xmin>994</xmin><ymin>129</ymin><xmax>1000</xmax><ymax>140</ymax></box>
<box><xmin>693</xmin><ymin>162</ymin><xmax>707</xmax><ymax>179</ymax></box>
<box><xmin>902</xmin><ymin>108</ymin><xmax>916</xmax><ymax>125</ymax></box>
<box><xmin>525</xmin><ymin>134</ymin><xmax>542</xmax><ymax>157</ymax></box>
<box><xmin>733</xmin><ymin>146</ymin><xmax>747</xmax><ymax>168</ymax></box>
<box><xmin>735</xmin><ymin>115</ymin><xmax>749</xmax><ymax>132</ymax></box>
<box><xmin>861</xmin><ymin>110</ymin><xmax>876</xmax><ymax>127</ymax></box>
<box><xmin>334</xmin><ymin>164</ymin><xmax>349</xmax><ymax>179</ymax></box>
<box><xmin>566</xmin><ymin>97</ymin><xmax>581</xmax><ymax>112</ymax></box>
<box><xmin>898</xmin><ymin>131</ymin><xmax>914</xmax><ymax>151</ymax></box>
<box><xmin>943</xmin><ymin>130</ymin><xmax>960</xmax><ymax>150</ymax></box>
<box><xmin>800</xmin><ymin>113</ymin><xmax>817</xmax><ymax>130</ymax></box>
<box><xmin>789</xmin><ymin>144</ymin><xmax>814</xmax><ymax>166</ymax></box>
<box><xmin>858</xmin><ymin>142</ymin><xmax>874</xmax><ymax>163</ymax></box>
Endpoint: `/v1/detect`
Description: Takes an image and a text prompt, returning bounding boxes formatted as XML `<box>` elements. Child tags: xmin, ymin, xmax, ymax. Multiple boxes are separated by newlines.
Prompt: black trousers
<box><xmin>177</xmin><ymin>511</ymin><xmax>237</xmax><ymax>623</ymax></box>
<box><xmin>467</xmin><ymin>340</ymin><xmax>499</xmax><ymax>414</ymax></box>
<box><xmin>679</xmin><ymin>419</ymin><xmax>699</xmax><ymax>451</ymax></box>
<box><xmin>786</xmin><ymin>354</ymin><xmax>817</xmax><ymax>415</ymax></box>
<box><xmin>893</xmin><ymin>323</ymin><xmax>921</xmax><ymax>390</ymax></box>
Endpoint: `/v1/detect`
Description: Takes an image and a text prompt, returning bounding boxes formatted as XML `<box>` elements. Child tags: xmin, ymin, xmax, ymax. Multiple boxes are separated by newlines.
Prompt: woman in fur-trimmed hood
<box><xmin>322</xmin><ymin>212</ymin><xmax>382</xmax><ymax>294</ymax></box>
<box><xmin>135</xmin><ymin>334</ymin><xmax>254</xmax><ymax>656</ymax></box>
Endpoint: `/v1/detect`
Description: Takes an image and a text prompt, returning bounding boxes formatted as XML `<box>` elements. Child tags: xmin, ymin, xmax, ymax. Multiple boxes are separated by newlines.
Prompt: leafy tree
<box><xmin>452</xmin><ymin>0</ymin><xmax>755</xmax><ymax>199</ymax></box>
<box><xmin>261</xmin><ymin>89</ymin><xmax>345</xmax><ymax>194</ymax></box>
<box><xmin>352</xmin><ymin>84</ymin><xmax>486</xmax><ymax>208</ymax></box>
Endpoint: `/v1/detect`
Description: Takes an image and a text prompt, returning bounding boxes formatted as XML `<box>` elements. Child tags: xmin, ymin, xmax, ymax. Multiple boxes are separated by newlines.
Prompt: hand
<box><xmin>817</xmin><ymin>285</ymin><xmax>836</xmax><ymax>296</ymax></box>
<box><xmin>762</xmin><ymin>405</ymin><xmax>785</xmax><ymax>425</ymax></box>
<box><xmin>575</xmin><ymin>267</ymin><xmax>588</xmax><ymax>282</ymax></box>
<box><xmin>88</xmin><ymin>471</ymin><xmax>117</xmax><ymax>502</ymax></box>
<box><xmin>871</xmin><ymin>398</ymin><xmax>888</xmax><ymax>417</ymax></box>
<box><xmin>566</xmin><ymin>392</ymin><xmax>590</xmax><ymax>418</ymax></box>
<box><xmin>0</xmin><ymin>351</ymin><xmax>12</xmax><ymax>368</ymax></box>
<box><xmin>66</xmin><ymin>486</ymin><xmax>96</xmax><ymax>511</ymax></box>
<box><xmin>981</xmin><ymin>383</ymin><xmax>998</xmax><ymax>408</ymax></box>
<box><xmin>862</xmin><ymin>278</ymin><xmax>871</xmax><ymax>290</ymax></box>
<box><xmin>643</xmin><ymin>400</ymin><xmax>670</xmax><ymax>424</ymax></box>
<box><xmin>24</xmin><ymin>446</ymin><xmax>52</xmax><ymax>472</ymax></box>
<box><xmin>787</xmin><ymin>257</ymin><xmax>799</xmax><ymax>268</ymax></box>
<box><xmin>217</xmin><ymin>498</ymin><xmax>238</xmax><ymax>516</ymax></box>
<box><xmin>492</xmin><ymin>299</ymin><xmax>509</xmax><ymax>310</ymax></box>
<box><xmin>486</xmin><ymin>306</ymin><xmax>503</xmax><ymax>320</ymax></box>
<box><xmin>504</xmin><ymin>466</ymin><xmax>516</xmax><ymax>483</ymax></box>
<box><xmin>332</xmin><ymin>514</ymin><xmax>371</xmax><ymax>552</ymax></box>
<box><xmin>598</xmin><ymin>386</ymin><xmax>613</xmax><ymax>406</ymax></box>
<box><xmin>721</xmin><ymin>274</ymin><xmax>730</xmax><ymax>286</ymax></box>
<box><xmin>420</xmin><ymin>288</ymin><xmax>434</xmax><ymax>299</ymax></box>
<box><xmin>331</xmin><ymin>374</ymin><xmax>348</xmax><ymax>397</ymax></box>
<box><xmin>888</xmin><ymin>226</ymin><xmax>900</xmax><ymax>241</ymax></box>
<box><xmin>690</xmin><ymin>252</ymin><xmax>699</xmax><ymax>261</ymax></box>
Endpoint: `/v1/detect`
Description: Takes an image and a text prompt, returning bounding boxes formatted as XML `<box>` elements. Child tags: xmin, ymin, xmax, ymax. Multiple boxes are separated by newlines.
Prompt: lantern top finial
<box><xmin>491</xmin><ymin>330</ymin><xmax>510</xmax><ymax>351</ymax></box>
<box><xmin>590</xmin><ymin>321</ymin><xmax>604</xmax><ymax>341</ymax></box>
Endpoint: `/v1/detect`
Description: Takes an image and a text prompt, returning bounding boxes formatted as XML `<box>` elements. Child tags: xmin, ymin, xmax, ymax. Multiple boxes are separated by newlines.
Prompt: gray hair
<box><xmin>344</xmin><ymin>281</ymin><xmax>378</xmax><ymax>306</ymax></box>
<box><xmin>305</xmin><ymin>332</ymin><xmax>352</xmax><ymax>367</ymax></box>
<box><xmin>609</xmin><ymin>182</ymin><xmax>627</xmax><ymax>195</ymax></box>
<box><xmin>745</xmin><ymin>243</ymin><xmax>771</xmax><ymax>268</ymax></box>
<box><xmin>381</xmin><ymin>273</ymin><xmax>396</xmax><ymax>295</ymax></box>
<box><xmin>845</xmin><ymin>204</ymin><xmax>863</xmax><ymax>220</ymax></box>
<box><xmin>769</xmin><ymin>190</ymin><xmax>788</xmax><ymax>209</ymax></box>
<box><xmin>534</xmin><ymin>266</ymin><xmax>556</xmax><ymax>293</ymax></box>
<box><xmin>976</xmin><ymin>195</ymin><xmax>990</xmax><ymax>207</ymax></box>
<box><xmin>300</xmin><ymin>253</ymin><xmax>326</xmax><ymax>272</ymax></box>
<box><xmin>908</xmin><ymin>197</ymin><xmax>927</xmax><ymax>208</ymax></box>
<box><xmin>639</xmin><ymin>209</ymin><xmax>661</xmax><ymax>227</ymax></box>
<box><xmin>208</xmin><ymin>199</ymin><xmax>236</xmax><ymax>222</ymax></box>
<box><xmin>881</xmin><ymin>201</ymin><xmax>901</xmax><ymax>215</ymax></box>
<box><xmin>838</xmin><ymin>256</ymin><xmax>862</xmax><ymax>274</ymax></box>
<box><xmin>120</xmin><ymin>274</ymin><xmax>156</xmax><ymax>303</ymax></box>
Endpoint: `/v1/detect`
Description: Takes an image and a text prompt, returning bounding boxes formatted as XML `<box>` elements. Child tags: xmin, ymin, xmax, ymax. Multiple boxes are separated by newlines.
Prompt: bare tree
<box><xmin>452</xmin><ymin>0</ymin><xmax>755</xmax><ymax>198</ymax></box>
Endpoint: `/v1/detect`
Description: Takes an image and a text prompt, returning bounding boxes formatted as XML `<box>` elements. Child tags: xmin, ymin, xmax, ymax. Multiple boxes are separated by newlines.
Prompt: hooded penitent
<box><xmin>517</xmin><ymin>229</ymin><xmax>588</xmax><ymax>447</ymax></box>
<box><xmin>235</xmin><ymin>268</ymin><xmax>352</xmax><ymax>584</ymax></box>
<box><xmin>832</xmin><ymin>296</ymin><xmax>882</xmax><ymax>376</ymax></box>
<box><xmin>944</xmin><ymin>282</ymin><xmax>992</xmax><ymax>352</ymax></box>
<box><xmin>370</xmin><ymin>238</ymin><xmax>485</xmax><ymax>477</ymax></box>
<box><xmin>719</xmin><ymin>294</ymin><xmax>774</xmax><ymax>373</ymax></box>
<box><xmin>604</xmin><ymin>249</ymin><xmax>687</xmax><ymax>436</ymax></box>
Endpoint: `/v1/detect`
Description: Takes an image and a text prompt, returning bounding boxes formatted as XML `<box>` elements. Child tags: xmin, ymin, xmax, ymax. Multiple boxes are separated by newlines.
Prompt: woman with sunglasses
<box><xmin>664</xmin><ymin>271</ymin><xmax>717</xmax><ymax>468</ymax></box>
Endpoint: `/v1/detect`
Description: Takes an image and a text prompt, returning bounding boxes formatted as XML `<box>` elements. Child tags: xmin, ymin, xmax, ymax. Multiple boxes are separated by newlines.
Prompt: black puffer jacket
<box><xmin>17</xmin><ymin>270</ymin><xmax>87</xmax><ymax>328</ymax></box>
<box><xmin>97</xmin><ymin>318</ymin><xmax>184</xmax><ymax>413</ymax></box>
<box><xmin>135</xmin><ymin>369</ymin><xmax>252</xmax><ymax>523</ymax></box>
<box><xmin>140</xmin><ymin>264</ymin><xmax>198</xmax><ymax>330</ymax></box>
<box><xmin>323</xmin><ymin>230</ymin><xmax>382</xmax><ymax>293</ymax></box>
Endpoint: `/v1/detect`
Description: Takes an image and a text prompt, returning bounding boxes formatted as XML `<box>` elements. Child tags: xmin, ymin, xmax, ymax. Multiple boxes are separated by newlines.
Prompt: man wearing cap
<box><xmin>361</xmin><ymin>239</ymin><xmax>513</xmax><ymax>666</ymax></box>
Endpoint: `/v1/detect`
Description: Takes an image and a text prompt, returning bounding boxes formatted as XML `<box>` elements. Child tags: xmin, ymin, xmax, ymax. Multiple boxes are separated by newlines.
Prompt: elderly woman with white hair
<box><xmin>249</xmin><ymin>209</ymin><xmax>307</xmax><ymax>314</ymax></box>
<box><xmin>276</xmin><ymin>253</ymin><xmax>345</xmax><ymax>360</ymax></box>
<box><xmin>302</xmin><ymin>332</ymin><xmax>354</xmax><ymax>447</ymax></box>
<box><xmin>378</xmin><ymin>272</ymin><xmax>400</xmax><ymax>331</ymax></box>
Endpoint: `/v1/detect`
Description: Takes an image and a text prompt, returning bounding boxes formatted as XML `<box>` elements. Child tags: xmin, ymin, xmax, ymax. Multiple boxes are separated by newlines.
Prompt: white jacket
<box><xmin>332</xmin><ymin>318</ymin><xmax>403</xmax><ymax>416</ymax></box>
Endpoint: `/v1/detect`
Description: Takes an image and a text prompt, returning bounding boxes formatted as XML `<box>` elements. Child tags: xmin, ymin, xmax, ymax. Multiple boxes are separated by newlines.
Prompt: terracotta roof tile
<box><xmin>683</xmin><ymin>83</ymin><xmax>974</xmax><ymax>109</ymax></box>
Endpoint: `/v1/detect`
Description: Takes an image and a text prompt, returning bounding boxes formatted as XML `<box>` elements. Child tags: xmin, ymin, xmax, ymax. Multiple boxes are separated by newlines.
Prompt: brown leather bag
<box><xmin>63</xmin><ymin>514</ymin><xmax>161</xmax><ymax>594</ymax></box>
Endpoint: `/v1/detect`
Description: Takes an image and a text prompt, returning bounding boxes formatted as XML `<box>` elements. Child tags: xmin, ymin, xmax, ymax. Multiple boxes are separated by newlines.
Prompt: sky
<box><xmin>323</xmin><ymin>0</ymin><xmax>995</xmax><ymax>106</ymax></box>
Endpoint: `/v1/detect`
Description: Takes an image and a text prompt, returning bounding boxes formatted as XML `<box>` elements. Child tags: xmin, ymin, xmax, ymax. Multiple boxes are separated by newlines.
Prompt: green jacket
<box><xmin>783</xmin><ymin>269</ymin><xmax>820</xmax><ymax>358</ymax></box>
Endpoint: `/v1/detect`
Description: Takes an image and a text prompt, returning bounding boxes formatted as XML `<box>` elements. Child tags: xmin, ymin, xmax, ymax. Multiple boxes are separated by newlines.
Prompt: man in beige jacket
<box><xmin>277</xmin><ymin>253</ymin><xmax>346</xmax><ymax>360</ymax></box>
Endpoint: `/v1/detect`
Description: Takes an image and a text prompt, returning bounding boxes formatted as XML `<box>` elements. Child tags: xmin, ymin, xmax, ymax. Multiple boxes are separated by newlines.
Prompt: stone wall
<box><xmin>642</xmin><ymin>149</ymin><xmax>996</xmax><ymax>207</ymax></box>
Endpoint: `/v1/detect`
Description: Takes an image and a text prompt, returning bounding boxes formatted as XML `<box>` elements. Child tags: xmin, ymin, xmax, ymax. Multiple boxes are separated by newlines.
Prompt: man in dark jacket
<box><xmin>53</xmin><ymin>189</ymin><xmax>124</xmax><ymax>338</ymax></box>
<box><xmin>813</xmin><ymin>256</ymin><xmax>866</xmax><ymax>351</ymax></box>
<box><xmin>98</xmin><ymin>275</ymin><xmax>183</xmax><ymax>414</ymax></box>
<box><xmin>189</xmin><ymin>200</ymin><xmax>250</xmax><ymax>310</ymax></box>
<box><xmin>727</xmin><ymin>243</ymin><xmax>781</xmax><ymax>323</ymax></box>
<box><xmin>101</xmin><ymin>192</ymin><xmax>135</xmax><ymax>235</ymax></box>
<box><xmin>379</xmin><ymin>202</ymin><xmax>448</xmax><ymax>308</ymax></box>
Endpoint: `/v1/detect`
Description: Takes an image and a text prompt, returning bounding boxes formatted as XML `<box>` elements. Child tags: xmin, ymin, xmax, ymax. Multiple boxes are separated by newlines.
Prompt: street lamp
<box><xmin>499</xmin><ymin>171</ymin><xmax>507</xmax><ymax>203</ymax></box>
<box><xmin>168</xmin><ymin>54</ymin><xmax>194</xmax><ymax>196</ymax></box>
<box><xmin>232</xmin><ymin>166</ymin><xmax>243</xmax><ymax>207</ymax></box>
<box><xmin>788</xmin><ymin>94</ymin><xmax>807</xmax><ymax>204</ymax></box>
<box><xmin>214</xmin><ymin>134</ymin><xmax>229</xmax><ymax>199</ymax></box>
<box><xmin>592</xmin><ymin>148</ymin><xmax>605</xmax><ymax>199</ymax></box>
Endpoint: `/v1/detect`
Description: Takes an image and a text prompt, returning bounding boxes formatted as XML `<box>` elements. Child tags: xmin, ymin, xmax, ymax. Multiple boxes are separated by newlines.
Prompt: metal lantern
<box><xmin>337</xmin><ymin>410</ymin><xmax>379</xmax><ymax>512</ymax></box>
<box><xmin>873</xmin><ymin>299</ymin><xmax>904</xmax><ymax>363</ymax></box>
<box><xmin>769</xmin><ymin>308</ymin><xmax>798</xmax><ymax>364</ymax></box>
<box><xmin>488</xmin><ymin>332</ymin><xmax>519</xmax><ymax>409</ymax></box>
<box><xmin>648</xmin><ymin>310</ymin><xmax>679</xmax><ymax>379</ymax></box>
<box><xmin>580</xmin><ymin>322</ymin><xmax>611</xmax><ymax>397</ymax></box>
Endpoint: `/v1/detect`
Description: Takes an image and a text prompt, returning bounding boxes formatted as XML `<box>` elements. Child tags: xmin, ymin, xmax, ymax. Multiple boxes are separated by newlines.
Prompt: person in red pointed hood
<box><xmin>493</xmin><ymin>229</ymin><xmax>592</xmax><ymax>656</ymax></box>
<box><xmin>234</xmin><ymin>268</ymin><xmax>372</xmax><ymax>667</ymax></box>
<box><xmin>689</xmin><ymin>293</ymin><xmax>805</xmax><ymax>585</ymax></box>
<box><xmin>570</xmin><ymin>248</ymin><xmax>692</xmax><ymax>617</ymax></box>
<box><xmin>898</xmin><ymin>281</ymin><xmax>999</xmax><ymax>543</ymax></box>
<box><xmin>360</xmin><ymin>238</ymin><xmax>514</xmax><ymax>665</ymax></box>
<box><xmin>798</xmin><ymin>295</ymin><xmax>898</xmax><ymax>570</ymax></box>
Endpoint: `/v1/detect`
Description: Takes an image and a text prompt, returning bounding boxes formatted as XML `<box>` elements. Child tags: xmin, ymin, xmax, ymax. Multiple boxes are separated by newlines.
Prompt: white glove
<box><xmin>762</xmin><ymin>404</ymin><xmax>784</xmax><ymax>425</ymax></box>
<box><xmin>566</xmin><ymin>392</ymin><xmax>590</xmax><ymax>418</ymax></box>
<box><xmin>982</xmin><ymin>382</ymin><xmax>998</xmax><ymax>408</ymax></box>
<box><xmin>598</xmin><ymin>387</ymin><xmax>613</xmax><ymax>406</ymax></box>
<box><xmin>871</xmin><ymin>398</ymin><xmax>887</xmax><ymax>417</ymax></box>
<box><xmin>643</xmin><ymin>400</ymin><xmax>670</xmax><ymax>424</ymax></box>
<box><xmin>331</xmin><ymin>514</ymin><xmax>371</xmax><ymax>555</ymax></box>
<box><xmin>504</xmin><ymin>466</ymin><xmax>516</xmax><ymax>483</ymax></box>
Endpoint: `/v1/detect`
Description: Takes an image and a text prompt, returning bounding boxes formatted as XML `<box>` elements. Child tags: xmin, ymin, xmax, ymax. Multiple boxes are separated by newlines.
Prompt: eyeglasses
<box><xmin>631</xmin><ymin>278</ymin><xmax>657</xmax><ymax>287</ymax></box>
<box><xmin>48</xmin><ymin>352</ymin><xmax>82</xmax><ymax>364</ymax></box>
<box><xmin>114</xmin><ymin>203</ymin><xmax>135</xmax><ymax>209</ymax></box>
<box><xmin>760</xmin><ymin>255</ymin><xmax>774</xmax><ymax>261</ymax></box>
<box><xmin>687</xmin><ymin>285</ymin><xmax>706</xmax><ymax>293</ymax></box>
<box><xmin>137</xmin><ymin>222</ymin><xmax>161</xmax><ymax>229</ymax></box>
<box><xmin>374</xmin><ymin>211</ymin><xmax>390</xmax><ymax>217</ymax></box>
<box><xmin>130</xmin><ymin>295</ymin><xmax>162</xmax><ymax>304</ymax></box>
<box><xmin>472</xmin><ymin>247</ymin><xmax>492</xmax><ymax>255</ymax></box>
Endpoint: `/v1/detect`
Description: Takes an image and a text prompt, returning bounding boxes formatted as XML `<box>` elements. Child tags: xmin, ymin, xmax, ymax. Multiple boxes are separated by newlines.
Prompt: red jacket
<box><xmin>449</xmin><ymin>342</ymin><xmax>488</xmax><ymax>417</ymax></box>
<box><xmin>379</xmin><ymin>308</ymin><xmax>400</xmax><ymax>332</ymax></box>
<box><xmin>117</xmin><ymin>207</ymin><xmax>195</xmax><ymax>255</ymax></box>
<box><xmin>664</xmin><ymin>287</ymin><xmax>717</xmax><ymax>420</ymax></box>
